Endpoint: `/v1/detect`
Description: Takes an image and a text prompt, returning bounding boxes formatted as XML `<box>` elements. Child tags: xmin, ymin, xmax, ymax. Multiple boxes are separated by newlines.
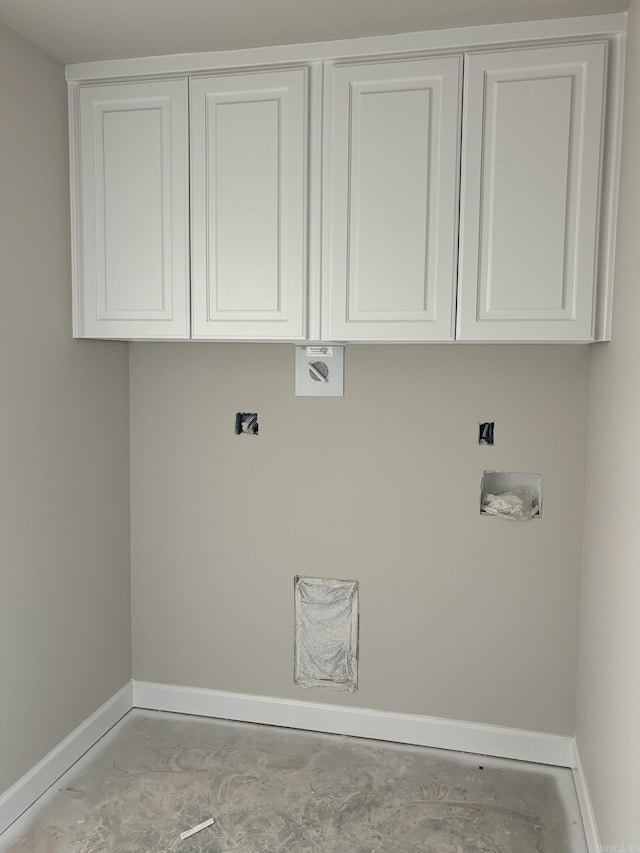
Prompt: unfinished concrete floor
<box><xmin>1</xmin><ymin>710</ymin><xmax>587</xmax><ymax>852</ymax></box>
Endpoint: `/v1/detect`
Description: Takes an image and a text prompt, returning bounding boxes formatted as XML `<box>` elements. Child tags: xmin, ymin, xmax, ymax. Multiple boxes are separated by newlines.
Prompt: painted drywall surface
<box><xmin>0</xmin><ymin>0</ymin><xmax>628</xmax><ymax>64</ymax></box>
<box><xmin>576</xmin><ymin>0</ymin><xmax>640</xmax><ymax>844</ymax></box>
<box><xmin>0</xmin><ymin>23</ymin><xmax>131</xmax><ymax>794</ymax></box>
<box><xmin>131</xmin><ymin>342</ymin><xmax>589</xmax><ymax>735</ymax></box>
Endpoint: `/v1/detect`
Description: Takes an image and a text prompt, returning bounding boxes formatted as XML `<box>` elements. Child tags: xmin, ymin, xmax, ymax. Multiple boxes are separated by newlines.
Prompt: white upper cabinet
<box><xmin>190</xmin><ymin>68</ymin><xmax>308</xmax><ymax>340</ymax></box>
<box><xmin>457</xmin><ymin>43</ymin><xmax>607</xmax><ymax>342</ymax></box>
<box><xmin>322</xmin><ymin>56</ymin><xmax>462</xmax><ymax>341</ymax></box>
<box><xmin>74</xmin><ymin>79</ymin><xmax>189</xmax><ymax>338</ymax></box>
<box><xmin>68</xmin><ymin>19</ymin><xmax>623</xmax><ymax>343</ymax></box>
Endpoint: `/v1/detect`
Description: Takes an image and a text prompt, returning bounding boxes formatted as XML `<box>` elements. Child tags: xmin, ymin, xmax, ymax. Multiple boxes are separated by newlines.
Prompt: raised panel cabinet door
<box><xmin>457</xmin><ymin>43</ymin><xmax>606</xmax><ymax>342</ymax></box>
<box><xmin>322</xmin><ymin>56</ymin><xmax>462</xmax><ymax>342</ymax></box>
<box><xmin>190</xmin><ymin>68</ymin><xmax>308</xmax><ymax>340</ymax></box>
<box><xmin>76</xmin><ymin>79</ymin><xmax>189</xmax><ymax>338</ymax></box>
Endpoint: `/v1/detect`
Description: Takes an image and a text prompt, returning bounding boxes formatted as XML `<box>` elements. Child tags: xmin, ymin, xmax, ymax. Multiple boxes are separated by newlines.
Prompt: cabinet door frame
<box><xmin>456</xmin><ymin>42</ymin><xmax>607</xmax><ymax>342</ymax></box>
<box><xmin>321</xmin><ymin>54</ymin><xmax>463</xmax><ymax>342</ymax></box>
<box><xmin>70</xmin><ymin>78</ymin><xmax>190</xmax><ymax>339</ymax></box>
<box><xmin>190</xmin><ymin>67</ymin><xmax>309</xmax><ymax>340</ymax></box>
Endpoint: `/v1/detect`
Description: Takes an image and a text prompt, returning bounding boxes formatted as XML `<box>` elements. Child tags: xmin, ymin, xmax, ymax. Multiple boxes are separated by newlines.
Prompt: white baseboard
<box><xmin>0</xmin><ymin>682</ymin><xmax>133</xmax><ymax>836</ymax></box>
<box><xmin>0</xmin><ymin>679</ymin><xmax>580</xmax><ymax>840</ymax></box>
<box><xmin>133</xmin><ymin>680</ymin><xmax>575</xmax><ymax>767</ymax></box>
<box><xmin>572</xmin><ymin>741</ymin><xmax>601</xmax><ymax>853</ymax></box>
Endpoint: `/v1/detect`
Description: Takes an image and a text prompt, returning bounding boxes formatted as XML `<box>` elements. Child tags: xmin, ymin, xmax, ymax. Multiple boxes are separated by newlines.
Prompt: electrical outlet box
<box><xmin>479</xmin><ymin>421</ymin><xmax>495</xmax><ymax>445</ymax></box>
<box><xmin>295</xmin><ymin>346</ymin><xmax>344</xmax><ymax>396</ymax></box>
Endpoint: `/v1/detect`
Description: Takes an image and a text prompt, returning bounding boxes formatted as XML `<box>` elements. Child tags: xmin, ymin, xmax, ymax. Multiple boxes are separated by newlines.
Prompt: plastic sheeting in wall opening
<box><xmin>294</xmin><ymin>576</ymin><xmax>359</xmax><ymax>692</ymax></box>
<box><xmin>480</xmin><ymin>471</ymin><xmax>543</xmax><ymax>520</ymax></box>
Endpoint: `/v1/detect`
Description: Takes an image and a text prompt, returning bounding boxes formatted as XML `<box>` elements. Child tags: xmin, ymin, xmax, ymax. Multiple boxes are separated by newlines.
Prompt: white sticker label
<box><xmin>306</xmin><ymin>346</ymin><xmax>333</xmax><ymax>357</ymax></box>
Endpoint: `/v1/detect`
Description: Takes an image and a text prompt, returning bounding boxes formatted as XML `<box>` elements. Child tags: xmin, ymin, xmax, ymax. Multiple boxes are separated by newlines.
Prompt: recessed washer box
<box><xmin>480</xmin><ymin>471</ymin><xmax>542</xmax><ymax>519</ymax></box>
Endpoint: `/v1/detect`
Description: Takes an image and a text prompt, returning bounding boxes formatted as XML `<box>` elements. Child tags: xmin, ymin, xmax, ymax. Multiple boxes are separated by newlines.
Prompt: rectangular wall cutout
<box><xmin>294</xmin><ymin>576</ymin><xmax>359</xmax><ymax>691</ymax></box>
<box><xmin>481</xmin><ymin>471</ymin><xmax>542</xmax><ymax>520</ymax></box>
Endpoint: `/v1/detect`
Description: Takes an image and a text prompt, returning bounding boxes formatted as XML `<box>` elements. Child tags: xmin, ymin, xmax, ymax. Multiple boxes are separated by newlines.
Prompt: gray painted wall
<box><xmin>0</xmin><ymin>22</ymin><xmax>131</xmax><ymax>793</ymax></box>
<box><xmin>577</xmin><ymin>0</ymin><xmax>640</xmax><ymax>844</ymax></box>
<box><xmin>131</xmin><ymin>342</ymin><xmax>590</xmax><ymax>735</ymax></box>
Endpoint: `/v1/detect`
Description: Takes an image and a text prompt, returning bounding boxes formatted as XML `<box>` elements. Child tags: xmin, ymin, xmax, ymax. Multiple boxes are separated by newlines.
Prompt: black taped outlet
<box><xmin>479</xmin><ymin>422</ymin><xmax>495</xmax><ymax>445</ymax></box>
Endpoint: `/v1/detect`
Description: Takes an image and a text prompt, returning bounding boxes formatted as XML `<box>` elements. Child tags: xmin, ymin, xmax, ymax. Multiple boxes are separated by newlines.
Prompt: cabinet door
<box><xmin>190</xmin><ymin>69</ymin><xmax>307</xmax><ymax>340</ymax></box>
<box><xmin>76</xmin><ymin>80</ymin><xmax>189</xmax><ymax>338</ymax></box>
<box><xmin>457</xmin><ymin>43</ymin><xmax>606</xmax><ymax>342</ymax></box>
<box><xmin>322</xmin><ymin>56</ymin><xmax>462</xmax><ymax>342</ymax></box>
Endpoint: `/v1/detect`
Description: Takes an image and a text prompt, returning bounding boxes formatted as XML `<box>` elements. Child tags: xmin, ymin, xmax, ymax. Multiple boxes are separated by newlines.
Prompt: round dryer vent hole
<box><xmin>309</xmin><ymin>361</ymin><xmax>329</xmax><ymax>382</ymax></box>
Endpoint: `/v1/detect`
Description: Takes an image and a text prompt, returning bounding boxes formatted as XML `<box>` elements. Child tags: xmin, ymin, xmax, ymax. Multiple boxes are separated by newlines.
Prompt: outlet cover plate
<box><xmin>295</xmin><ymin>346</ymin><xmax>344</xmax><ymax>396</ymax></box>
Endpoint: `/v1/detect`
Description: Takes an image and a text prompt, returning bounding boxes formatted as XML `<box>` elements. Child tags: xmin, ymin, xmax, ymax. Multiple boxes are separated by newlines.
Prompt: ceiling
<box><xmin>0</xmin><ymin>0</ymin><xmax>628</xmax><ymax>65</ymax></box>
